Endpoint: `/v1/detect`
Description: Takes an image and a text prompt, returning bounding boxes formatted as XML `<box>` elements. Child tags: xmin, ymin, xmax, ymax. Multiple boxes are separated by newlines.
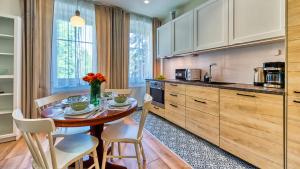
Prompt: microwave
<box><xmin>175</xmin><ymin>69</ymin><xmax>201</xmax><ymax>81</ymax></box>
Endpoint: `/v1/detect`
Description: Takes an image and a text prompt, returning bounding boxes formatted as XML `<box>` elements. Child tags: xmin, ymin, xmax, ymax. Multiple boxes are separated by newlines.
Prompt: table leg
<box><xmin>86</xmin><ymin>124</ymin><xmax>127</xmax><ymax>169</ymax></box>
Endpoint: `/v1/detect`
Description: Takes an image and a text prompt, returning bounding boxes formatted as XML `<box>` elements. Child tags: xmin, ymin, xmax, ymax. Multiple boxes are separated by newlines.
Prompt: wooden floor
<box><xmin>0</xmin><ymin>117</ymin><xmax>191</xmax><ymax>169</ymax></box>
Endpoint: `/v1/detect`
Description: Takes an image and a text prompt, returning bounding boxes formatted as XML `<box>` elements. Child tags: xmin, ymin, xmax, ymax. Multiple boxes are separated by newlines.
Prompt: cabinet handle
<box><xmin>294</xmin><ymin>91</ymin><xmax>300</xmax><ymax>94</ymax></box>
<box><xmin>153</xmin><ymin>106</ymin><xmax>159</xmax><ymax>109</ymax></box>
<box><xmin>293</xmin><ymin>100</ymin><xmax>300</xmax><ymax>104</ymax></box>
<box><xmin>170</xmin><ymin>104</ymin><xmax>178</xmax><ymax>108</ymax></box>
<box><xmin>170</xmin><ymin>93</ymin><xmax>178</xmax><ymax>97</ymax></box>
<box><xmin>194</xmin><ymin>99</ymin><xmax>206</xmax><ymax>104</ymax></box>
<box><xmin>170</xmin><ymin>84</ymin><xmax>178</xmax><ymax>86</ymax></box>
<box><xmin>236</xmin><ymin>93</ymin><xmax>256</xmax><ymax>98</ymax></box>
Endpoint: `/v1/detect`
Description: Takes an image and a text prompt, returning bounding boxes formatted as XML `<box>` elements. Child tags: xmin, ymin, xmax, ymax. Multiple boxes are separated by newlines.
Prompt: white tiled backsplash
<box><xmin>163</xmin><ymin>42</ymin><xmax>285</xmax><ymax>84</ymax></box>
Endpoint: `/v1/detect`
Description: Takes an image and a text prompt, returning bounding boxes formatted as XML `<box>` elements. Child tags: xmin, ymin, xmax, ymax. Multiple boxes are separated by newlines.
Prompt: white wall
<box><xmin>0</xmin><ymin>0</ymin><xmax>21</xmax><ymax>16</ymax></box>
<box><xmin>163</xmin><ymin>42</ymin><xmax>285</xmax><ymax>84</ymax></box>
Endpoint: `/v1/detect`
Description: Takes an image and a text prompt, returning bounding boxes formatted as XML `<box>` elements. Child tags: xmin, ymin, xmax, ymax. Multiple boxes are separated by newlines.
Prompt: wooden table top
<box><xmin>41</xmin><ymin>98</ymin><xmax>138</xmax><ymax>127</ymax></box>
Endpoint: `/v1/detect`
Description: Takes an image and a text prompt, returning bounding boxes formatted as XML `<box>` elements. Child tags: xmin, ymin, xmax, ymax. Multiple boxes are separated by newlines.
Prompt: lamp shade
<box><xmin>70</xmin><ymin>10</ymin><xmax>85</xmax><ymax>27</ymax></box>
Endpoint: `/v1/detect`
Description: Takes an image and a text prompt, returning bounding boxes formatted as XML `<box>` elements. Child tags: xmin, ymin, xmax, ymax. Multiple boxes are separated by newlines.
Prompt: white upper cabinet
<box><xmin>194</xmin><ymin>0</ymin><xmax>229</xmax><ymax>51</ymax></box>
<box><xmin>172</xmin><ymin>11</ymin><xmax>194</xmax><ymax>55</ymax></box>
<box><xmin>157</xmin><ymin>22</ymin><xmax>172</xmax><ymax>58</ymax></box>
<box><xmin>229</xmin><ymin>0</ymin><xmax>285</xmax><ymax>45</ymax></box>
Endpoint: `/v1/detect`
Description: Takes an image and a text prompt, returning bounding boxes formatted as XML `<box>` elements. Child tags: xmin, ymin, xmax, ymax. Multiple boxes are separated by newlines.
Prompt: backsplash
<box><xmin>163</xmin><ymin>42</ymin><xmax>285</xmax><ymax>84</ymax></box>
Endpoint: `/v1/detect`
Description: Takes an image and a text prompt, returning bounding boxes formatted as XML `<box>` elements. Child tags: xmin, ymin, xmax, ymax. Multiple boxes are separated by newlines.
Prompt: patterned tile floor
<box><xmin>132</xmin><ymin>111</ymin><xmax>257</xmax><ymax>169</ymax></box>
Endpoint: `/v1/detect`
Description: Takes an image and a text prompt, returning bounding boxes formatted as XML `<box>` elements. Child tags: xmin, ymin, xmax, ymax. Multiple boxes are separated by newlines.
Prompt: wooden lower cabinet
<box><xmin>186</xmin><ymin>107</ymin><xmax>219</xmax><ymax>145</ymax></box>
<box><xmin>165</xmin><ymin>102</ymin><xmax>186</xmax><ymax>128</ymax></box>
<box><xmin>220</xmin><ymin>89</ymin><xmax>284</xmax><ymax>169</ymax></box>
<box><xmin>149</xmin><ymin>104</ymin><xmax>165</xmax><ymax>117</ymax></box>
<box><xmin>287</xmin><ymin>96</ymin><xmax>300</xmax><ymax>169</ymax></box>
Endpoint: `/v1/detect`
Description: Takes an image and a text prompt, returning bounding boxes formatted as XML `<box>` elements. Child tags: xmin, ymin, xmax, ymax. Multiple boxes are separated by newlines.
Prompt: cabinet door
<box><xmin>194</xmin><ymin>0</ymin><xmax>229</xmax><ymax>51</ymax></box>
<box><xmin>173</xmin><ymin>11</ymin><xmax>194</xmax><ymax>55</ymax></box>
<box><xmin>229</xmin><ymin>0</ymin><xmax>285</xmax><ymax>45</ymax></box>
<box><xmin>157</xmin><ymin>22</ymin><xmax>172</xmax><ymax>58</ymax></box>
<box><xmin>220</xmin><ymin>90</ymin><xmax>284</xmax><ymax>169</ymax></box>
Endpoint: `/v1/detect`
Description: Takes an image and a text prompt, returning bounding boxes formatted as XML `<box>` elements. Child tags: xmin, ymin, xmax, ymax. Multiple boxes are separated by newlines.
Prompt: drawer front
<box><xmin>220</xmin><ymin>89</ymin><xmax>284</xmax><ymax>168</ymax></box>
<box><xmin>186</xmin><ymin>96</ymin><xmax>219</xmax><ymax>116</ymax></box>
<box><xmin>186</xmin><ymin>107</ymin><xmax>219</xmax><ymax>145</ymax></box>
<box><xmin>165</xmin><ymin>92</ymin><xmax>186</xmax><ymax>106</ymax></box>
<box><xmin>149</xmin><ymin>104</ymin><xmax>165</xmax><ymax>117</ymax></box>
<box><xmin>165</xmin><ymin>83</ymin><xmax>186</xmax><ymax>94</ymax></box>
<box><xmin>288</xmin><ymin>96</ymin><xmax>300</xmax><ymax>169</ymax></box>
<box><xmin>186</xmin><ymin>85</ymin><xmax>219</xmax><ymax>102</ymax></box>
<box><xmin>288</xmin><ymin>63</ymin><xmax>300</xmax><ymax>96</ymax></box>
<box><xmin>165</xmin><ymin>102</ymin><xmax>185</xmax><ymax>128</ymax></box>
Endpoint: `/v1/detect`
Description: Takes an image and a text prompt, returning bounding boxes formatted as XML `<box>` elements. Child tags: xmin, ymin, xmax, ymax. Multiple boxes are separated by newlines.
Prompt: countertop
<box><xmin>146</xmin><ymin>79</ymin><xmax>285</xmax><ymax>95</ymax></box>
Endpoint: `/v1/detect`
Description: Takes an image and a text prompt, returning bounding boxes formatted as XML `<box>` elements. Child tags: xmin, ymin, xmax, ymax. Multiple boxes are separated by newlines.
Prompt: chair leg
<box><xmin>111</xmin><ymin>142</ymin><xmax>115</xmax><ymax>160</ymax></box>
<box><xmin>92</xmin><ymin>149</ymin><xmax>100</xmax><ymax>169</ymax></box>
<box><xmin>134</xmin><ymin>143</ymin><xmax>142</xmax><ymax>169</ymax></box>
<box><xmin>102</xmin><ymin>141</ymin><xmax>110</xmax><ymax>169</ymax></box>
<box><xmin>139</xmin><ymin>141</ymin><xmax>146</xmax><ymax>162</ymax></box>
<box><xmin>118</xmin><ymin>142</ymin><xmax>121</xmax><ymax>158</ymax></box>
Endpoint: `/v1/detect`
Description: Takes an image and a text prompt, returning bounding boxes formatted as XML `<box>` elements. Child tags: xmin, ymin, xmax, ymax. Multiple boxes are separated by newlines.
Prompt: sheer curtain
<box><xmin>129</xmin><ymin>14</ymin><xmax>153</xmax><ymax>106</ymax></box>
<box><xmin>51</xmin><ymin>0</ymin><xmax>97</xmax><ymax>93</ymax></box>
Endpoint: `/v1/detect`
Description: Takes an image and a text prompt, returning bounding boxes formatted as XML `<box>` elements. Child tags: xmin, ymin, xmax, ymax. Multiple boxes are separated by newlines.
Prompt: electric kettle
<box><xmin>254</xmin><ymin>67</ymin><xmax>265</xmax><ymax>86</ymax></box>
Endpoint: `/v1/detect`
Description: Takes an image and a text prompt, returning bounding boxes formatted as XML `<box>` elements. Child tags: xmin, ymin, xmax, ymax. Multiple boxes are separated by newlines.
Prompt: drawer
<box><xmin>288</xmin><ymin>96</ymin><xmax>300</xmax><ymax>168</ymax></box>
<box><xmin>186</xmin><ymin>85</ymin><xmax>219</xmax><ymax>102</ymax></box>
<box><xmin>186</xmin><ymin>107</ymin><xmax>219</xmax><ymax>145</ymax></box>
<box><xmin>165</xmin><ymin>92</ymin><xmax>186</xmax><ymax>106</ymax></box>
<box><xmin>186</xmin><ymin>96</ymin><xmax>219</xmax><ymax>116</ymax></box>
<box><xmin>165</xmin><ymin>102</ymin><xmax>185</xmax><ymax>128</ymax></box>
<box><xmin>149</xmin><ymin>104</ymin><xmax>165</xmax><ymax>117</ymax></box>
<box><xmin>165</xmin><ymin>83</ymin><xmax>186</xmax><ymax>95</ymax></box>
<box><xmin>288</xmin><ymin>69</ymin><xmax>300</xmax><ymax>96</ymax></box>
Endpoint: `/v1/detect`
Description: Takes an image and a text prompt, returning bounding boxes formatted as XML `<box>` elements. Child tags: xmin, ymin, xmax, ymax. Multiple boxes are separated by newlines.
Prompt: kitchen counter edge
<box><xmin>146</xmin><ymin>79</ymin><xmax>285</xmax><ymax>95</ymax></box>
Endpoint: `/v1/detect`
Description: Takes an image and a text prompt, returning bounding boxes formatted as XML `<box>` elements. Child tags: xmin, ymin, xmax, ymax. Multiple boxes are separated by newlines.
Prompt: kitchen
<box><xmin>146</xmin><ymin>0</ymin><xmax>296</xmax><ymax>169</ymax></box>
<box><xmin>0</xmin><ymin>0</ymin><xmax>299</xmax><ymax>168</ymax></box>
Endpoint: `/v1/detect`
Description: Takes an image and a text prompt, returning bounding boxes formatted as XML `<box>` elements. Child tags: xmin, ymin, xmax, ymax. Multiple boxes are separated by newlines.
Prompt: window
<box><xmin>129</xmin><ymin>14</ymin><xmax>153</xmax><ymax>87</ymax></box>
<box><xmin>51</xmin><ymin>0</ymin><xmax>97</xmax><ymax>93</ymax></box>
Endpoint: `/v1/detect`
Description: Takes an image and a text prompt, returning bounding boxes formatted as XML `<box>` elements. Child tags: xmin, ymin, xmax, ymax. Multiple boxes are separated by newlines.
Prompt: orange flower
<box><xmin>83</xmin><ymin>72</ymin><xmax>106</xmax><ymax>84</ymax></box>
<box><xmin>87</xmin><ymin>73</ymin><xmax>95</xmax><ymax>76</ymax></box>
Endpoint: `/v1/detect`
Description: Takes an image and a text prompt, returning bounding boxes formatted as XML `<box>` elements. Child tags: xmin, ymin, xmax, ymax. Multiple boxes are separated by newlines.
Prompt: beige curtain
<box><xmin>152</xmin><ymin>18</ymin><xmax>162</xmax><ymax>78</ymax></box>
<box><xmin>22</xmin><ymin>0</ymin><xmax>53</xmax><ymax>118</ymax></box>
<box><xmin>95</xmin><ymin>5</ymin><xmax>129</xmax><ymax>89</ymax></box>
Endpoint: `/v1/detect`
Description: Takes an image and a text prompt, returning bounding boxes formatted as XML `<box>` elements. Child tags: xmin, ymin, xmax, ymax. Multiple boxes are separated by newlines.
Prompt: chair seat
<box><xmin>52</xmin><ymin>126</ymin><xmax>90</xmax><ymax>137</ymax></box>
<box><xmin>45</xmin><ymin>134</ymin><xmax>98</xmax><ymax>169</ymax></box>
<box><xmin>102</xmin><ymin>123</ymin><xmax>139</xmax><ymax>142</ymax></box>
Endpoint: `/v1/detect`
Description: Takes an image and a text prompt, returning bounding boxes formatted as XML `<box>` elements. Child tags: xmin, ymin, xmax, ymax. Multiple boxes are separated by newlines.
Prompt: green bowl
<box><xmin>103</xmin><ymin>92</ymin><xmax>112</xmax><ymax>97</ymax></box>
<box><xmin>69</xmin><ymin>95</ymin><xmax>89</xmax><ymax>111</ymax></box>
<box><xmin>114</xmin><ymin>96</ymin><xmax>127</xmax><ymax>103</ymax></box>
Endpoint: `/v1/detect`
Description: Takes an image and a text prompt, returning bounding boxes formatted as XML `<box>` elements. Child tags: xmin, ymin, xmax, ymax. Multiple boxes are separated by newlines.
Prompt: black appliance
<box><xmin>149</xmin><ymin>81</ymin><xmax>164</xmax><ymax>108</ymax></box>
<box><xmin>263</xmin><ymin>62</ymin><xmax>285</xmax><ymax>89</ymax></box>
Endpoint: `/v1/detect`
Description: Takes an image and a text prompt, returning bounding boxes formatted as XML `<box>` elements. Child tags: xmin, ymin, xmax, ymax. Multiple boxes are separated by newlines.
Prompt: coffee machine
<box><xmin>263</xmin><ymin>62</ymin><xmax>285</xmax><ymax>89</ymax></box>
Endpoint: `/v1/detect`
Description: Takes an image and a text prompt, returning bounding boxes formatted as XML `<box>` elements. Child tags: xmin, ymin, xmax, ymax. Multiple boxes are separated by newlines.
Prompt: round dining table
<box><xmin>41</xmin><ymin>98</ymin><xmax>138</xmax><ymax>169</ymax></box>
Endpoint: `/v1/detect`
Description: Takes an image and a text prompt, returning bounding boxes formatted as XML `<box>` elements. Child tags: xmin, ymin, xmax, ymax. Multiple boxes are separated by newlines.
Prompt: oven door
<box><xmin>150</xmin><ymin>87</ymin><xmax>164</xmax><ymax>106</ymax></box>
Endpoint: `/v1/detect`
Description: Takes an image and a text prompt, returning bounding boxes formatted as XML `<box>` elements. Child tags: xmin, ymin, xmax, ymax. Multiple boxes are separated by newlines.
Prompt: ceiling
<box><xmin>93</xmin><ymin>0</ymin><xmax>191</xmax><ymax>19</ymax></box>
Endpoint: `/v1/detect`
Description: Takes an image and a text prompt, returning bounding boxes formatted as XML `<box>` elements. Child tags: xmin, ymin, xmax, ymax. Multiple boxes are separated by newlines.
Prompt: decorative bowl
<box><xmin>68</xmin><ymin>95</ymin><xmax>89</xmax><ymax>111</ymax></box>
<box><xmin>114</xmin><ymin>95</ymin><xmax>127</xmax><ymax>103</ymax></box>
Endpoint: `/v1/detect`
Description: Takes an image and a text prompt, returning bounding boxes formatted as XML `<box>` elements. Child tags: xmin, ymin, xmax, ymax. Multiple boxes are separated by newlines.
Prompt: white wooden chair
<box><xmin>103</xmin><ymin>88</ymin><xmax>133</xmax><ymax>158</ymax></box>
<box><xmin>12</xmin><ymin>109</ymin><xmax>100</xmax><ymax>169</ymax></box>
<box><xmin>101</xmin><ymin>94</ymin><xmax>152</xmax><ymax>169</ymax></box>
<box><xmin>34</xmin><ymin>91</ymin><xmax>90</xmax><ymax>142</ymax></box>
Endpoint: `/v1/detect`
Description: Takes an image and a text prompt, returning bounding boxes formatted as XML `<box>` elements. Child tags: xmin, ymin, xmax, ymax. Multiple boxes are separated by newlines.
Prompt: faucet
<box><xmin>208</xmin><ymin>63</ymin><xmax>217</xmax><ymax>82</ymax></box>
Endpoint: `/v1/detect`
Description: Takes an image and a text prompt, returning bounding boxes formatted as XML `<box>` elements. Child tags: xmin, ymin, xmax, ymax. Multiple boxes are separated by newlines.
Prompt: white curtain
<box><xmin>129</xmin><ymin>14</ymin><xmax>153</xmax><ymax>106</ymax></box>
<box><xmin>51</xmin><ymin>0</ymin><xmax>97</xmax><ymax>93</ymax></box>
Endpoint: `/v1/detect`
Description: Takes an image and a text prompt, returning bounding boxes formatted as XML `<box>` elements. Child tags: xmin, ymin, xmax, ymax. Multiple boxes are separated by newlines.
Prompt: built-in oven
<box><xmin>149</xmin><ymin>81</ymin><xmax>164</xmax><ymax>108</ymax></box>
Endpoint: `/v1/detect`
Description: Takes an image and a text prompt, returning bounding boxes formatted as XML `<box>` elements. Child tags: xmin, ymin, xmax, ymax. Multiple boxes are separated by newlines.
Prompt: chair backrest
<box><xmin>12</xmin><ymin>109</ymin><xmax>57</xmax><ymax>169</ymax></box>
<box><xmin>35</xmin><ymin>90</ymin><xmax>89</xmax><ymax>113</ymax></box>
<box><xmin>137</xmin><ymin>93</ymin><xmax>152</xmax><ymax>139</ymax></box>
<box><xmin>104</xmin><ymin>89</ymin><xmax>132</xmax><ymax>96</ymax></box>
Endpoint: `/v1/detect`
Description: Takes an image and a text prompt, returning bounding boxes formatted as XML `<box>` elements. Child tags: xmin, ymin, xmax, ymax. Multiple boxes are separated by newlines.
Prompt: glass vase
<box><xmin>90</xmin><ymin>82</ymin><xmax>101</xmax><ymax>106</ymax></box>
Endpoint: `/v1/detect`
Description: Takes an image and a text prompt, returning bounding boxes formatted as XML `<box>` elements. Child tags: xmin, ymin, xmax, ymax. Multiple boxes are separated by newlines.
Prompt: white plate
<box><xmin>108</xmin><ymin>100</ymin><xmax>131</xmax><ymax>107</ymax></box>
<box><xmin>64</xmin><ymin>104</ymin><xmax>96</xmax><ymax>116</ymax></box>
